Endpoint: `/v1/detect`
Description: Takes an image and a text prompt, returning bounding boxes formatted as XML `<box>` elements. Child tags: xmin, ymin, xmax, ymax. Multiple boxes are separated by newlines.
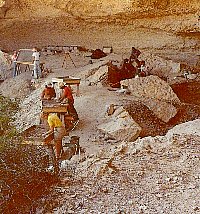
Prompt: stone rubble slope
<box><xmin>0</xmin><ymin>50</ymin><xmax>10</xmax><ymax>79</ymax></box>
<box><xmin>76</xmin><ymin>119</ymin><xmax>200</xmax><ymax>178</ymax></box>
<box><xmin>166</xmin><ymin>119</ymin><xmax>200</xmax><ymax>140</ymax></box>
<box><xmin>51</xmin><ymin>119</ymin><xmax>200</xmax><ymax>214</ymax></box>
<box><xmin>14</xmin><ymin>82</ymin><xmax>45</xmax><ymax>131</ymax></box>
<box><xmin>0</xmin><ymin>49</ymin><xmax>199</xmax><ymax>213</ymax></box>
<box><xmin>0</xmin><ymin>72</ymin><xmax>32</xmax><ymax>99</ymax></box>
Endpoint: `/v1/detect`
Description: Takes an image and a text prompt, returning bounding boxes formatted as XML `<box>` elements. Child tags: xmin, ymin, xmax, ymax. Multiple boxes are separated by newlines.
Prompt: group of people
<box><xmin>40</xmin><ymin>81</ymin><xmax>79</xmax><ymax>160</ymax></box>
<box><xmin>119</xmin><ymin>47</ymin><xmax>149</xmax><ymax>78</ymax></box>
<box><xmin>11</xmin><ymin>47</ymin><xmax>42</xmax><ymax>79</ymax></box>
<box><xmin>107</xmin><ymin>47</ymin><xmax>149</xmax><ymax>88</ymax></box>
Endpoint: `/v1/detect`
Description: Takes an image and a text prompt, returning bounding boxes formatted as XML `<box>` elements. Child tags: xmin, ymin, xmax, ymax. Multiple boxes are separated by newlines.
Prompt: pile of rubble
<box><xmin>39</xmin><ymin>119</ymin><xmax>200</xmax><ymax>214</ymax></box>
<box><xmin>0</xmin><ymin>50</ymin><xmax>10</xmax><ymax>80</ymax></box>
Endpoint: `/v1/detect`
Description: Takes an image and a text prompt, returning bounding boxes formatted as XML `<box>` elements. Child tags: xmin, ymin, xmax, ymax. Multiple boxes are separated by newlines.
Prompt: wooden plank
<box><xmin>44</xmin><ymin>133</ymin><xmax>54</xmax><ymax>143</ymax></box>
<box><xmin>16</xmin><ymin>61</ymin><xmax>33</xmax><ymax>65</ymax></box>
<box><xmin>21</xmin><ymin>125</ymin><xmax>37</xmax><ymax>137</ymax></box>
<box><xmin>52</xmin><ymin>77</ymin><xmax>81</xmax><ymax>85</ymax></box>
<box><xmin>22</xmin><ymin>140</ymin><xmax>44</xmax><ymax>146</ymax></box>
<box><xmin>42</xmin><ymin>105</ymin><xmax>68</xmax><ymax>113</ymax></box>
<box><xmin>22</xmin><ymin>124</ymin><xmax>54</xmax><ymax>145</ymax></box>
<box><xmin>16</xmin><ymin>61</ymin><xmax>45</xmax><ymax>65</ymax></box>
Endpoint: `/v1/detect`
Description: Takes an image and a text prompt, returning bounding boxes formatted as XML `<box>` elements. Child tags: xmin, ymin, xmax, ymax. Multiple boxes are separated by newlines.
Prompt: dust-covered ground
<box><xmin>0</xmin><ymin>15</ymin><xmax>200</xmax><ymax>213</ymax></box>
<box><xmin>1</xmin><ymin>48</ymin><xmax>200</xmax><ymax>213</ymax></box>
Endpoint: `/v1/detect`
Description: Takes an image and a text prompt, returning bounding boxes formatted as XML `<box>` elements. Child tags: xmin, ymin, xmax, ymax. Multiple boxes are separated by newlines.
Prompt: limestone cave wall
<box><xmin>0</xmin><ymin>0</ymin><xmax>199</xmax><ymax>52</ymax></box>
<box><xmin>0</xmin><ymin>0</ymin><xmax>199</xmax><ymax>19</ymax></box>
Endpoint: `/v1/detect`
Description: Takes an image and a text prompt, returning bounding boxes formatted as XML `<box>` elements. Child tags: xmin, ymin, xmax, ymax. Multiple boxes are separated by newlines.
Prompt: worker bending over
<box><xmin>58</xmin><ymin>82</ymin><xmax>79</xmax><ymax>130</ymax></box>
<box><xmin>41</xmin><ymin>112</ymin><xmax>66</xmax><ymax>160</ymax></box>
<box><xmin>41</xmin><ymin>82</ymin><xmax>56</xmax><ymax>100</ymax></box>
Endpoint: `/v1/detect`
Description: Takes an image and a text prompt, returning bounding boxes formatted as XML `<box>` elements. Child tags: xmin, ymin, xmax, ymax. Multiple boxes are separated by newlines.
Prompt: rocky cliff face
<box><xmin>1</xmin><ymin>0</ymin><xmax>199</xmax><ymax>19</ymax></box>
<box><xmin>0</xmin><ymin>0</ymin><xmax>199</xmax><ymax>56</ymax></box>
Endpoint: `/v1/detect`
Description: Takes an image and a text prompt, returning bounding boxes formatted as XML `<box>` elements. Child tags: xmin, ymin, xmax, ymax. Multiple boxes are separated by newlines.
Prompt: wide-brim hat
<box><xmin>58</xmin><ymin>82</ymin><xmax>65</xmax><ymax>88</ymax></box>
<box><xmin>45</xmin><ymin>82</ymin><xmax>52</xmax><ymax>87</ymax></box>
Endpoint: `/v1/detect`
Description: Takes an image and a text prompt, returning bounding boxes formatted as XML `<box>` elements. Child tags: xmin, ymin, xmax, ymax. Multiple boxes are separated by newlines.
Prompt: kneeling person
<box><xmin>41</xmin><ymin>82</ymin><xmax>56</xmax><ymax>100</ymax></box>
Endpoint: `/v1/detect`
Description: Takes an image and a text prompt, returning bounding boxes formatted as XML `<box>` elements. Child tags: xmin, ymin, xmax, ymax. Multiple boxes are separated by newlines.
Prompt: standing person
<box><xmin>41</xmin><ymin>82</ymin><xmax>56</xmax><ymax>100</ymax></box>
<box><xmin>11</xmin><ymin>51</ymin><xmax>18</xmax><ymax>77</ymax></box>
<box><xmin>32</xmin><ymin>47</ymin><xmax>41</xmax><ymax>79</ymax></box>
<box><xmin>136</xmin><ymin>60</ymin><xmax>148</xmax><ymax>77</ymax></box>
<box><xmin>129</xmin><ymin>47</ymin><xmax>141</xmax><ymax>64</ymax></box>
<box><xmin>41</xmin><ymin>112</ymin><xmax>66</xmax><ymax>160</ymax></box>
<box><xmin>58</xmin><ymin>82</ymin><xmax>79</xmax><ymax>130</ymax></box>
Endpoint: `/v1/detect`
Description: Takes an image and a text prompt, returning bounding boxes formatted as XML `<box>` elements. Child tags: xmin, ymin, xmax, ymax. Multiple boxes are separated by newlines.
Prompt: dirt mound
<box><xmin>38</xmin><ymin>120</ymin><xmax>200</xmax><ymax>213</ymax></box>
<box><xmin>0</xmin><ymin>72</ymin><xmax>33</xmax><ymax>100</ymax></box>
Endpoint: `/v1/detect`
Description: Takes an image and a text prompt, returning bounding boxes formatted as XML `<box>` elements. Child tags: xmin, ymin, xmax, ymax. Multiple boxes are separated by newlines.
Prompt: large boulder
<box><xmin>143</xmin><ymin>98</ymin><xmax>178</xmax><ymax>123</ymax></box>
<box><xmin>166</xmin><ymin>119</ymin><xmax>200</xmax><ymax>141</ymax></box>
<box><xmin>120</xmin><ymin>75</ymin><xmax>180</xmax><ymax>104</ymax></box>
<box><xmin>141</xmin><ymin>53</ymin><xmax>182</xmax><ymax>78</ymax></box>
<box><xmin>98</xmin><ymin>106</ymin><xmax>141</xmax><ymax>142</ymax></box>
<box><xmin>87</xmin><ymin>65</ymin><xmax>108</xmax><ymax>85</ymax></box>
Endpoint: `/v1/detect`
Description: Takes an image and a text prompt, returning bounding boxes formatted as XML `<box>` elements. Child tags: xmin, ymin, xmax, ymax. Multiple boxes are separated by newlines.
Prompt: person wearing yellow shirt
<box><xmin>41</xmin><ymin>112</ymin><xmax>66</xmax><ymax>159</ymax></box>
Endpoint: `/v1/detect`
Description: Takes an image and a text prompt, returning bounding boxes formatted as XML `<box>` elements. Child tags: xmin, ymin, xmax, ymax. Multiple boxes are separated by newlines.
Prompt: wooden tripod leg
<box><xmin>62</xmin><ymin>56</ymin><xmax>67</xmax><ymax>68</ymax></box>
<box><xmin>76</xmin><ymin>84</ymin><xmax>80</xmax><ymax>96</ymax></box>
<box><xmin>62</xmin><ymin>53</ymin><xmax>76</xmax><ymax>68</ymax></box>
<box><xmin>68</xmin><ymin>53</ymin><xmax>76</xmax><ymax>68</ymax></box>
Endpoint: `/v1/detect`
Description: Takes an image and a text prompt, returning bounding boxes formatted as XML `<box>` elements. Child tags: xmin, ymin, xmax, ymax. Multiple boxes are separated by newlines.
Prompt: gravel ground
<box><xmin>0</xmin><ymin>15</ymin><xmax>200</xmax><ymax>213</ymax></box>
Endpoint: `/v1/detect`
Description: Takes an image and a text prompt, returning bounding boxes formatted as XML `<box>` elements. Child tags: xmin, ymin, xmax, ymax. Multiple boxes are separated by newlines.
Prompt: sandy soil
<box><xmin>2</xmin><ymin>49</ymin><xmax>197</xmax><ymax>213</ymax></box>
<box><xmin>0</xmin><ymin>15</ymin><xmax>200</xmax><ymax>213</ymax></box>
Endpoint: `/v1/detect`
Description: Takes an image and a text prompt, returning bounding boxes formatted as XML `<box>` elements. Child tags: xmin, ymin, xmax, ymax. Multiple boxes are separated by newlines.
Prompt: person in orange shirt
<box><xmin>58</xmin><ymin>82</ymin><xmax>79</xmax><ymax>130</ymax></box>
<box><xmin>41</xmin><ymin>82</ymin><xmax>56</xmax><ymax>100</ymax></box>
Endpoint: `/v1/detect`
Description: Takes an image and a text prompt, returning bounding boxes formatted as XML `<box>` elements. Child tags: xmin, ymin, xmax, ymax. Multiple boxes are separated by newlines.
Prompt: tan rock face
<box><xmin>1</xmin><ymin>0</ymin><xmax>199</xmax><ymax>18</ymax></box>
<box><xmin>143</xmin><ymin>98</ymin><xmax>178</xmax><ymax>123</ymax></box>
<box><xmin>0</xmin><ymin>0</ymin><xmax>199</xmax><ymax>52</ymax></box>
<box><xmin>98</xmin><ymin>106</ymin><xmax>142</xmax><ymax>142</ymax></box>
<box><xmin>120</xmin><ymin>75</ymin><xmax>180</xmax><ymax>103</ymax></box>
